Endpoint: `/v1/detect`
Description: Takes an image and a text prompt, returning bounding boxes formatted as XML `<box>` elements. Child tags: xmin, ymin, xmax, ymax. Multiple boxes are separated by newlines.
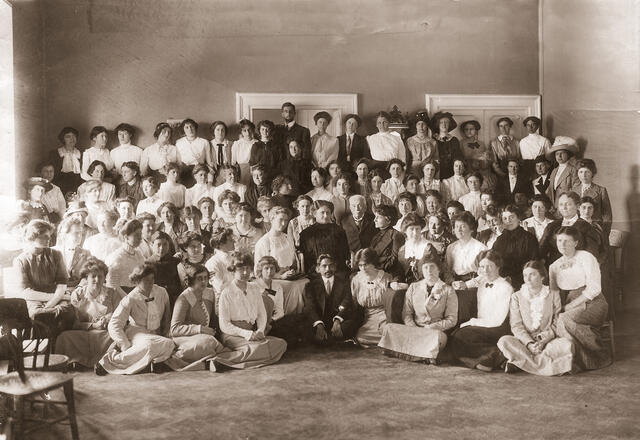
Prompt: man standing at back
<box><xmin>275</xmin><ymin>102</ymin><xmax>312</xmax><ymax>161</ymax></box>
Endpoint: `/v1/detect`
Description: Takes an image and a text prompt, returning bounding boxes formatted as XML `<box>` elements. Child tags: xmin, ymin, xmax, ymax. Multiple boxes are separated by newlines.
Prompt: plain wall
<box><xmin>12</xmin><ymin>0</ymin><xmax>45</xmax><ymax>194</ymax></box>
<box><xmin>541</xmin><ymin>0</ymin><xmax>640</xmax><ymax>231</ymax></box>
<box><xmin>37</xmin><ymin>0</ymin><xmax>539</xmax><ymax>151</ymax></box>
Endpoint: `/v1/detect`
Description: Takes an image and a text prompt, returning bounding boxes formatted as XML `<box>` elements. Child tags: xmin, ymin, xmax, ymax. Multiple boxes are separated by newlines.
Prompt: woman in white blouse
<box><xmin>450</xmin><ymin>250</ymin><xmax>513</xmax><ymax>371</ymax></box>
<box><xmin>366</xmin><ymin>111</ymin><xmax>406</xmax><ymax>164</ymax></box>
<box><xmin>254</xmin><ymin>207</ymin><xmax>306</xmax><ymax>314</ymax></box>
<box><xmin>110</xmin><ymin>123</ymin><xmax>142</xmax><ymax>175</ymax></box>
<box><xmin>96</xmin><ymin>262</ymin><xmax>175</xmax><ymax>375</ymax></box>
<box><xmin>445</xmin><ymin>211</ymin><xmax>487</xmax><ymax>283</ymax></box>
<box><xmin>497</xmin><ymin>260</ymin><xmax>573</xmax><ymax>375</ymax></box>
<box><xmin>140</xmin><ymin>122</ymin><xmax>179</xmax><ymax>181</ymax></box>
<box><xmin>82</xmin><ymin>126</ymin><xmax>115</xmax><ymax>181</ymax></box>
<box><xmin>231</xmin><ymin>119</ymin><xmax>257</xmax><ymax>186</ymax></box>
<box><xmin>442</xmin><ymin>159</ymin><xmax>469</xmax><ymax>202</ymax></box>
<box><xmin>381</xmin><ymin>159</ymin><xmax>406</xmax><ymax>203</ymax></box>
<box><xmin>396</xmin><ymin>213</ymin><xmax>434</xmax><ymax>284</ymax></box>
<box><xmin>549</xmin><ymin>226</ymin><xmax>611</xmax><ymax>370</ymax></box>
<box><xmin>311</xmin><ymin>111</ymin><xmax>339</xmax><ymax>168</ymax></box>
<box><xmin>521</xmin><ymin>194</ymin><xmax>554</xmax><ymax>242</ymax></box>
<box><xmin>51</xmin><ymin>126</ymin><xmax>82</xmax><ymax>195</ymax></box>
<box><xmin>77</xmin><ymin>160</ymin><xmax>117</xmax><ymax>204</ymax></box>
<box><xmin>176</xmin><ymin>118</ymin><xmax>211</xmax><ymax>186</ymax></box>
<box><xmin>418</xmin><ymin>160</ymin><xmax>442</xmax><ymax>195</ymax></box>
<box><xmin>306</xmin><ymin>167</ymin><xmax>334</xmax><ymax>202</ymax></box>
<box><xmin>210</xmin><ymin>120</ymin><xmax>233</xmax><ymax>185</ymax></box>
<box><xmin>218</xmin><ymin>252</ymin><xmax>287</xmax><ymax>369</ymax></box>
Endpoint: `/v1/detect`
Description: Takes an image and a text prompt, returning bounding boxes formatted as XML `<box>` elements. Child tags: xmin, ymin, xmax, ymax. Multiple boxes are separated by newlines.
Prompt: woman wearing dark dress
<box><xmin>369</xmin><ymin>204</ymin><xmax>405</xmax><ymax>279</ymax></box>
<box><xmin>49</xmin><ymin>126</ymin><xmax>83</xmax><ymax>196</ymax></box>
<box><xmin>299</xmin><ymin>200</ymin><xmax>350</xmax><ymax>275</ymax></box>
<box><xmin>539</xmin><ymin>191</ymin><xmax>603</xmax><ymax>265</ymax></box>
<box><xmin>492</xmin><ymin>204</ymin><xmax>539</xmax><ymax>288</ymax></box>
<box><xmin>280</xmin><ymin>139</ymin><xmax>313</xmax><ymax>195</ymax></box>
<box><xmin>147</xmin><ymin>231</ymin><xmax>182</xmax><ymax>308</ymax></box>
<box><xmin>249</xmin><ymin>120</ymin><xmax>280</xmax><ymax>180</ymax></box>
<box><xmin>430</xmin><ymin>112</ymin><xmax>463</xmax><ymax>180</ymax></box>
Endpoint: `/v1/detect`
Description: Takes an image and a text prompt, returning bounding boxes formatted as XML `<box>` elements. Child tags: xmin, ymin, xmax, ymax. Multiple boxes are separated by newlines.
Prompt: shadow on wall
<box><xmin>626</xmin><ymin>164</ymin><xmax>640</xmax><ymax>290</ymax></box>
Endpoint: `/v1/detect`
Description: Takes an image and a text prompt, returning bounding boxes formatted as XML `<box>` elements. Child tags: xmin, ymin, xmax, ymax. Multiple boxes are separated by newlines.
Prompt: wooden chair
<box><xmin>0</xmin><ymin>298</ymin><xmax>79</xmax><ymax>440</ymax></box>
<box><xmin>609</xmin><ymin>229</ymin><xmax>629</xmax><ymax>307</ymax></box>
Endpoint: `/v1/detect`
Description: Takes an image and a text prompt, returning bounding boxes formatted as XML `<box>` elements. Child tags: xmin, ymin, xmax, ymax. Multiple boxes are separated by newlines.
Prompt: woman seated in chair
<box><xmin>254</xmin><ymin>206</ymin><xmax>306</xmax><ymax>315</ymax></box>
<box><xmin>96</xmin><ymin>262</ymin><xmax>175</xmax><ymax>375</ymax></box>
<box><xmin>497</xmin><ymin>260</ymin><xmax>573</xmax><ymax>376</ymax></box>
<box><xmin>379</xmin><ymin>253</ymin><xmax>457</xmax><ymax>364</ymax></box>
<box><xmin>450</xmin><ymin>250</ymin><xmax>513</xmax><ymax>372</ymax></box>
<box><xmin>14</xmin><ymin>219</ymin><xmax>76</xmax><ymax>335</ymax></box>
<box><xmin>53</xmin><ymin>216</ymin><xmax>93</xmax><ymax>290</ymax></box>
<box><xmin>350</xmin><ymin>248</ymin><xmax>393</xmax><ymax>346</ymax></box>
<box><xmin>170</xmin><ymin>264</ymin><xmax>241</xmax><ymax>369</ymax></box>
<box><xmin>255</xmin><ymin>256</ymin><xmax>307</xmax><ymax>347</ymax></box>
<box><xmin>105</xmin><ymin>219</ymin><xmax>145</xmax><ymax>293</ymax></box>
<box><xmin>55</xmin><ymin>258</ymin><xmax>123</xmax><ymax>368</ymax></box>
<box><xmin>217</xmin><ymin>252</ymin><xmax>287</xmax><ymax>369</ymax></box>
<box><xmin>549</xmin><ymin>226</ymin><xmax>611</xmax><ymax>371</ymax></box>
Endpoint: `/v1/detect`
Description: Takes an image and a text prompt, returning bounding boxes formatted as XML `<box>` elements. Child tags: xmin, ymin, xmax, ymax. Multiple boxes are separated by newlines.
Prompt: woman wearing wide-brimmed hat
<box><xmin>406</xmin><ymin>110</ymin><xmax>438</xmax><ymax>174</ymax></box>
<box><xmin>22</xmin><ymin>177</ymin><xmax>56</xmax><ymax>223</ymax></box>
<box><xmin>430</xmin><ymin>111</ymin><xmax>463</xmax><ymax>180</ymax></box>
<box><xmin>460</xmin><ymin>120</ymin><xmax>496</xmax><ymax>191</ymax></box>
<box><xmin>545</xmin><ymin>136</ymin><xmax>579</xmax><ymax>205</ymax></box>
<box><xmin>489</xmin><ymin>117</ymin><xmax>521</xmax><ymax>178</ymax></box>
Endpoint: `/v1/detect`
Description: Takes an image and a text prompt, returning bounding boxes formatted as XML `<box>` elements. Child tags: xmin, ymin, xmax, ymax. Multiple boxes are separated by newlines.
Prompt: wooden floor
<box><xmin>34</xmin><ymin>293</ymin><xmax>640</xmax><ymax>440</ymax></box>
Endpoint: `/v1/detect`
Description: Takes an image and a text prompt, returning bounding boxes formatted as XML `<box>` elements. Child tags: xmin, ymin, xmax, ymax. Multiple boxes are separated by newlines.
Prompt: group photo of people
<box><xmin>7</xmin><ymin>101</ymin><xmax>615</xmax><ymax>378</ymax></box>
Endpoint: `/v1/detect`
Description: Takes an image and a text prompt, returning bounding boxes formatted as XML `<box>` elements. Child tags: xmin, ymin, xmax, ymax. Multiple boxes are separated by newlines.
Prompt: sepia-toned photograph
<box><xmin>0</xmin><ymin>0</ymin><xmax>638</xmax><ymax>438</ymax></box>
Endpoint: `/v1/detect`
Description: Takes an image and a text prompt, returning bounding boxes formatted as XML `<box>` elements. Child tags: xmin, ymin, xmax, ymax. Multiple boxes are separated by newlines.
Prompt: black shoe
<box><xmin>94</xmin><ymin>363</ymin><xmax>108</xmax><ymax>376</ymax></box>
<box><xmin>151</xmin><ymin>362</ymin><xmax>172</xmax><ymax>374</ymax></box>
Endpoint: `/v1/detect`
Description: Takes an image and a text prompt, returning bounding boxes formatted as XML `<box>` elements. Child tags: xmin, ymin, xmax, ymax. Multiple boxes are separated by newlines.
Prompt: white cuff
<box><xmin>333</xmin><ymin>316</ymin><xmax>344</xmax><ymax>323</ymax></box>
<box><xmin>313</xmin><ymin>320</ymin><xmax>324</xmax><ymax>328</ymax></box>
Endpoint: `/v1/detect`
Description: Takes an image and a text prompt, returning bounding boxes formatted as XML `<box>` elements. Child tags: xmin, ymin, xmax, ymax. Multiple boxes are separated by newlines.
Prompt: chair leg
<box><xmin>63</xmin><ymin>382</ymin><xmax>79</xmax><ymax>440</ymax></box>
<box><xmin>609</xmin><ymin>322</ymin><xmax>616</xmax><ymax>361</ymax></box>
<box><xmin>12</xmin><ymin>396</ymin><xmax>24</xmax><ymax>440</ymax></box>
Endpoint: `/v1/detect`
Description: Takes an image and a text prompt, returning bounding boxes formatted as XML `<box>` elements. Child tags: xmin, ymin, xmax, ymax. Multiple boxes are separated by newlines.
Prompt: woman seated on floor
<box><xmin>147</xmin><ymin>230</ymin><xmax>182</xmax><ymax>308</ymax></box>
<box><xmin>350</xmin><ymin>248</ymin><xmax>393</xmax><ymax>347</ymax></box>
<box><xmin>549</xmin><ymin>226</ymin><xmax>611</xmax><ymax>371</ymax></box>
<box><xmin>14</xmin><ymin>219</ymin><xmax>76</xmax><ymax>335</ymax></box>
<box><xmin>170</xmin><ymin>264</ymin><xmax>241</xmax><ymax>370</ymax></box>
<box><xmin>96</xmin><ymin>262</ymin><xmax>175</xmax><ymax>375</ymax></box>
<box><xmin>378</xmin><ymin>253</ymin><xmax>457</xmax><ymax>364</ymax></box>
<box><xmin>56</xmin><ymin>257</ymin><xmax>123</xmax><ymax>369</ymax></box>
<box><xmin>217</xmin><ymin>252</ymin><xmax>287</xmax><ymax>369</ymax></box>
<box><xmin>497</xmin><ymin>260</ymin><xmax>573</xmax><ymax>376</ymax></box>
<box><xmin>255</xmin><ymin>256</ymin><xmax>307</xmax><ymax>347</ymax></box>
<box><xmin>450</xmin><ymin>250</ymin><xmax>512</xmax><ymax>372</ymax></box>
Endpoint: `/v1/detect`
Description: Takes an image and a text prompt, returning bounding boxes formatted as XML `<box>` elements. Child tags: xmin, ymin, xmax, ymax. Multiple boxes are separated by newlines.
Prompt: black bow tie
<box><xmin>467</xmin><ymin>142</ymin><xmax>480</xmax><ymax>149</ymax></box>
<box><xmin>485</xmin><ymin>283</ymin><xmax>494</xmax><ymax>288</ymax></box>
<box><xmin>264</xmin><ymin>288</ymin><xmax>276</xmax><ymax>297</ymax></box>
<box><xmin>217</xmin><ymin>143</ymin><xmax>224</xmax><ymax>147</ymax></box>
<box><xmin>144</xmin><ymin>297</ymin><xmax>154</xmax><ymax>302</ymax></box>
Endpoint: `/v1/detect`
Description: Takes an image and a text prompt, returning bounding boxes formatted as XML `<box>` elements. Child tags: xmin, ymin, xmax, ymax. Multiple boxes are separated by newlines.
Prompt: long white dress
<box><xmin>497</xmin><ymin>285</ymin><xmax>573</xmax><ymax>376</ymax></box>
<box><xmin>351</xmin><ymin>270</ymin><xmax>392</xmax><ymax>346</ymax></box>
<box><xmin>99</xmin><ymin>285</ymin><xmax>175</xmax><ymax>374</ymax></box>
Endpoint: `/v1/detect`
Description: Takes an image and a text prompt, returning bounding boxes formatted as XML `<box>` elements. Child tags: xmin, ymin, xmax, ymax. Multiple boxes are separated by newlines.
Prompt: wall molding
<box><xmin>236</xmin><ymin>92</ymin><xmax>358</xmax><ymax>122</ymax></box>
<box><xmin>425</xmin><ymin>94</ymin><xmax>541</xmax><ymax>116</ymax></box>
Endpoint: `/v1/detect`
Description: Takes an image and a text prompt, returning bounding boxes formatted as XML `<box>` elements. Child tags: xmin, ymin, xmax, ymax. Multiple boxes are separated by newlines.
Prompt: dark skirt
<box><xmin>450</xmin><ymin>319</ymin><xmax>510</xmax><ymax>369</ymax></box>
<box><xmin>54</xmin><ymin>172</ymin><xmax>82</xmax><ymax>197</ymax></box>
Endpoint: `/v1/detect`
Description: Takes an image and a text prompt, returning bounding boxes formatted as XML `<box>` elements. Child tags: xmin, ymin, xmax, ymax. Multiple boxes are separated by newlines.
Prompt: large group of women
<box><xmin>8</xmin><ymin>101</ymin><xmax>614</xmax><ymax>376</ymax></box>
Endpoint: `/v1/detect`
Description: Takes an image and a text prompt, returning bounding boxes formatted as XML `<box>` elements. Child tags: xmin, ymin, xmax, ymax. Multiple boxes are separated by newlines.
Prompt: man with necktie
<box><xmin>274</xmin><ymin>102</ymin><xmax>312</xmax><ymax>161</ymax></box>
<box><xmin>337</xmin><ymin>114</ymin><xmax>372</xmax><ymax>171</ymax></box>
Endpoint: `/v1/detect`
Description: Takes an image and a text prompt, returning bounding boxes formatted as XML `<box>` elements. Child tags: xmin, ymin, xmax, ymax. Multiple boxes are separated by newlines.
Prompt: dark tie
<box><xmin>468</xmin><ymin>142</ymin><xmax>480</xmax><ymax>149</ymax></box>
<box><xmin>347</xmin><ymin>136</ymin><xmax>352</xmax><ymax>160</ymax></box>
<box><xmin>144</xmin><ymin>297</ymin><xmax>154</xmax><ymax>302</ymax></box>
<box><xmin>264</xmin><ymin>288</ymin><xmax>276</xmax><ymax>297</ymax></box>
<box><xmin>217</xmin><ymin>143</ymin><xmax>224</xmax><ymax>165</ymax></box>
<box><xmin>485</xmin><ymin>283</ymin><xmax>494</xmax><ymax>288</ymax></box>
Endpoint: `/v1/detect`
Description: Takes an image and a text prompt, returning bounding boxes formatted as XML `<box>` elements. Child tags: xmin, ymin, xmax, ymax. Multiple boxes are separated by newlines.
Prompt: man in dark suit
<box><xmin>274</xmin><ymin>102</ymin><xmax>312</xmax><ymax>161</ymax></box>
<box><xmin>496</xmin><ymin>159</ymin><xmax>532</xmax><ymax>205</ymax></box>
<box><xmin>337</xmin><ymin>114</ymin><xmax>372</xmax><ymax>171</ymax></box>
<box><xmin>340</xmin><ymin>195</ymin><xmax>377</xmax><ymax>259</ymax></box>
<box><xmin>531</xmin><ymin>155</ymin><xmax>553</xmax><ymax>196</ymax></box>
<box><xmin>304</xmin><ymin>254</ymin><xmax>362</xmax><ymax>345</ymax></box>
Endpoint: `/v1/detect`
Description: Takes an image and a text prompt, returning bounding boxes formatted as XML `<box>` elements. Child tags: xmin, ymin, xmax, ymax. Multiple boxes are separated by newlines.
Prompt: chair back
<box><xmin>0</xmin><ymin>298</ymin><xmax>52</xmax><ymax>372</ymax></box>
